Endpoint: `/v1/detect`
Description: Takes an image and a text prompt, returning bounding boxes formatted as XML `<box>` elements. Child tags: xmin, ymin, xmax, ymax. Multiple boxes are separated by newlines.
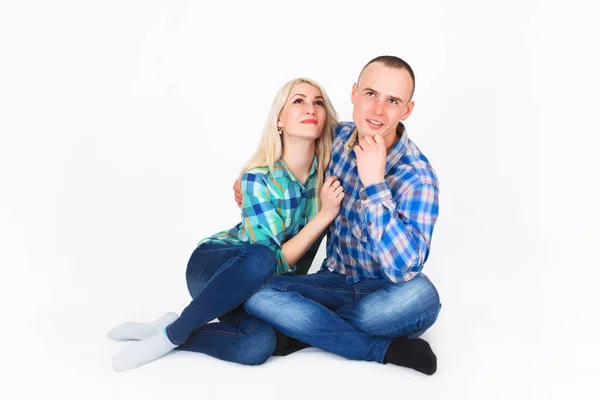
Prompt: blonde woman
<box><xmin>108</xmin><ymin>78</ymin><xmax>343</xmax><ymax>371</ymax></box>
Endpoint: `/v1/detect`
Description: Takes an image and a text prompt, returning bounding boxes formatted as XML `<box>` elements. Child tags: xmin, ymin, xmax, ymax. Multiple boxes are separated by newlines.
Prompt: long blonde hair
<box><xmin>241</xmin><ymin>78</ymin><xmax>338</xmax><ymax>210</ymax></box>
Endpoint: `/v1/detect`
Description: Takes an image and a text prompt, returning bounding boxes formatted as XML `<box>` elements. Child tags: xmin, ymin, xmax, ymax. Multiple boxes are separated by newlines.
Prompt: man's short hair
<box><xmin>358</xmin><ymin>55</ymin><xmax>416</xmax><ymax>100</ymax></box>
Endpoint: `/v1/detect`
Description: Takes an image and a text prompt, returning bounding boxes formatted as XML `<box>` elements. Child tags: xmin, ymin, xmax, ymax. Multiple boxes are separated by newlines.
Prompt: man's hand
<box><xmin>354</xmin><ymin>134</ymin><xmax>386</xmax><ymax>187</ymax></box>
<box><xmin>233</xmin><ymin>178</ymin><xmax>242</xmax><ymax>207</ymax></box>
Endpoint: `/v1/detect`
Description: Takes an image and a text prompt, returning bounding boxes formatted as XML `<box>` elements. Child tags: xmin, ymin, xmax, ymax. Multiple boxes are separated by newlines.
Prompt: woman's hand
<box><xmin>319</xmin><ymin>176</ymin><xmax>344</xmax><ymax>220</ymax></box>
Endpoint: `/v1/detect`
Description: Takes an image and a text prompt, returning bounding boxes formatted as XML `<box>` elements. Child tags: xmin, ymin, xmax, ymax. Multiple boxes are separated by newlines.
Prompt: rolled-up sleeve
<box><xmin>240</xmin><ymin>172</ymin><xmax>292</xmax><ymax>274</ymax></box>
<box><xmin>358</xmin><ymin>179</ymin><xmax>439</xmax><ymax>283</ymax></box>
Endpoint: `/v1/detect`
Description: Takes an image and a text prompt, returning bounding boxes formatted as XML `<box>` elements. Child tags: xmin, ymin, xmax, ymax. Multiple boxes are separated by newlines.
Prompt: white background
<box><xmin>1</xmin><ymin>0</ymin><xmax>598</xmax><ymax>399</ymax></box>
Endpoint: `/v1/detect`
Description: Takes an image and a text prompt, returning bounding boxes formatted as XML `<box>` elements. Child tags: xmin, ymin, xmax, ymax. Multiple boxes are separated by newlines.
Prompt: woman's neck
<box><xmin>281</xmin><ymin>138</ymin><xmax>316</xmax><ymax>184</ymax></box>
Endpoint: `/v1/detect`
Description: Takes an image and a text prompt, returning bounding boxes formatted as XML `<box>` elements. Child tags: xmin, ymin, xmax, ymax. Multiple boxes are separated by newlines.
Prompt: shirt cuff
<box><xmin>359</xmin><ymin>180</ymin><xmax>392</xmax><ymax>207</ymax></box>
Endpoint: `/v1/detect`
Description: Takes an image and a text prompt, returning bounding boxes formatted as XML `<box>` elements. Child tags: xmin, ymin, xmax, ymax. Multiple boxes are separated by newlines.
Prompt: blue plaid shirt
<box><xmin>320</xmin><ymin>122</ymin><xmax>440</xmax><ymax>284</ymax></box>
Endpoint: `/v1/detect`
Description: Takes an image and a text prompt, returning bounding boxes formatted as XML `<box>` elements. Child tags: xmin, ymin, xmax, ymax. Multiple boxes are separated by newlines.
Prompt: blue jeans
<box><xmin>244</xmin><ymin>270</ymin><xmax>441</xmax><ymax>363</ymax></box>
<box><xmin>165</xmin><ymin>243</ymin><xmax>278</xmax><ymax>365</ymax></box>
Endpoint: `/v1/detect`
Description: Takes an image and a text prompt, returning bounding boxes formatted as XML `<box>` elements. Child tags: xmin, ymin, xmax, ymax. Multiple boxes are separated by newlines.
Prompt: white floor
<box><xmin>2</xmin><ymin>239</ymin><xmax>597</xmax><ymax>400</ymax></box>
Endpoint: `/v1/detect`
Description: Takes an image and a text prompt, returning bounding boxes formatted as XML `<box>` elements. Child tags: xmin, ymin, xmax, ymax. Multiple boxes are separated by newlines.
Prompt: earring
<box><xmin>278</xmin><ymin>127</ymin><xmax>283</xmax><ymax>135</ymax></box>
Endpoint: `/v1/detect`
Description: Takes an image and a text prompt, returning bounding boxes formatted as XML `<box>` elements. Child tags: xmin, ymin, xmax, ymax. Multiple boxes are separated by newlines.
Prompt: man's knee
<box><xmin>244</xmin><ymin>286</ymin><xmax>279</xmax><ymax>317</ymax></box>
<box><xmin>345</xmin><ymin>274</ymin><xmax>441</xmax><ymax>337</ymax></box>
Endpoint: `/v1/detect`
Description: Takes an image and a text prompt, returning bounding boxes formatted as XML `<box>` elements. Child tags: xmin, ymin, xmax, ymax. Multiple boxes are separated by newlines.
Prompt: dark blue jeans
<box><xmin>244</xmin><ymin>270</ymin><xmax>441</xmax><ymax>363</ymax></box>
<box><xmin>165</xmin><ymin>243</ymin><xmax>278</xmax><ymax>365</ymax></box>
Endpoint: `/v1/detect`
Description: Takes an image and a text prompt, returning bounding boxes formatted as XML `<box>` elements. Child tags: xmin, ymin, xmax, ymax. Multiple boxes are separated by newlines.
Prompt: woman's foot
<box><xmin>107</xmin><ymin>312</ymin><xmax>179</xmax><ymax>341</ymax></box>
<box><xmin>112</xmin><ymin>329</ymin><xmax>178</xmax><ymax>372</ymax></box>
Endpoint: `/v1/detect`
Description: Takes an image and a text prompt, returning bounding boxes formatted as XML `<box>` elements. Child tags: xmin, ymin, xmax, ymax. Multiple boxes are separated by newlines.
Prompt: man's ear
<box><xmin>401</xmin><ymin>100</ymin><xmax>415</xmax><ymax>121</ymax></box>
<box><xmin>351</xmin><ymin>83</ymin><xmax>358</xmax><ymax>105</ymax></box>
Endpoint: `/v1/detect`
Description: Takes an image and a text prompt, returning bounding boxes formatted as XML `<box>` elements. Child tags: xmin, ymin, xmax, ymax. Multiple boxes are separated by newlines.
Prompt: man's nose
<box><xmin>372</xmin><ymin>100</ymin><xmax>384</xmax><ymax>115</ymax></box>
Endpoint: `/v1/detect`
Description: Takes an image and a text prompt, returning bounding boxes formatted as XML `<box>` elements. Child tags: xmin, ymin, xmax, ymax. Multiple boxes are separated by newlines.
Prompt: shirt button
<box><xmin>346</xmin><ymin>191</ymin><xmax>351</xmax><ymax>196</ymax></box>
<box><xmin>361</xmin><ymin>195</ymin><xmax>367</xmax><ymax>201</ymax></box>
<box><xmin>368</xmin><ymin>221</ymin><xmax>372</xmax><ymax>226</ymax></box>
<box><xmin>341</xmin><ymin>217</ymin><xmax>347</xmax><ymax>223</ymax></box>
<box><xmin>341</xmin><ymin>244</ymin><xmax>346</xmax><ymax>248</ymax></box>
<box><xmin>301</xmin><ymin>214</ymin><xmax>306</xmax><ymax>219</ymax></box>
<box><xmin>257</xmin><ymin>224</ymin><xmax>262</xmax><ymax>229</ymax></box>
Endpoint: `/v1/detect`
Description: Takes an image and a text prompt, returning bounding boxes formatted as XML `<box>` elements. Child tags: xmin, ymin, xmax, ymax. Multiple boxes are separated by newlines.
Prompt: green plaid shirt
<box><xmin>198</xmin><ymin>156</ymin><xmax>320</xmax><ymax>274</ymax></box>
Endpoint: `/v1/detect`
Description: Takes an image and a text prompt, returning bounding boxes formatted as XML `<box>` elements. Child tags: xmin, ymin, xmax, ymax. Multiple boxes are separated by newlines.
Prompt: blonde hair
<box><xmin>241</xmin><ymin>78</ymin><xmax>338</xmax><ymax>210</ymax></box>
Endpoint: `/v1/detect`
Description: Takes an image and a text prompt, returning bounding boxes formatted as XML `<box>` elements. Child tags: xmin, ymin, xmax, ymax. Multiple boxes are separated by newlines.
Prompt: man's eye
<box><xmin>366</xmin><ymin>91</ymin><xmax>375</xmax><ymax>97</ymax></box>
<box><xmin>388</xmin><ymin>99</ymin><xmax>398</xmax><ymax>105</ymax></box>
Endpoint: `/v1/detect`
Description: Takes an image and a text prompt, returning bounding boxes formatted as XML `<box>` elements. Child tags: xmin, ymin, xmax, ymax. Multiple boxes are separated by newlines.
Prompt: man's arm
<box><xmin>358</xmin><ymin>180</ymin><xmax>439</xmax><ymax>283</ymax></box>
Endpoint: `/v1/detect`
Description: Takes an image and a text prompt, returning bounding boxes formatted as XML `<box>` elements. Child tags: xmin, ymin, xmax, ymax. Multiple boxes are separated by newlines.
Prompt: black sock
<box><xmin>273</xmin><ymin>330</ymin><xmax>312</xmax><ymax>356</ymax></box>
<box><xmin>383</xmin><ymin>337</ymin><xmax>437</xmax><ymax>375</ymax></box>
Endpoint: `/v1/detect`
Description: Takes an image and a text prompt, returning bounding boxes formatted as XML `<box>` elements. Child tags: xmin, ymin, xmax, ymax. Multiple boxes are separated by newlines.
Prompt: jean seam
<box><xmin>190</xmin><ymin>318</ymin><xmax>259</xmax><ymax>338</ymax></box>
<box><xmin>378</xmin><ymin>338</ymin><xmax>394</xmax><ymax>364</ymax></box>
<box><xmin>371</xmin><ymin>304</ymin><xmax>441</xmax><ymax>337</ymax></box>
<box><xmin>281</xmin><ymin>282</ymin><xmax>355</xmax><ymax>294</ymax></box>
<box><xmin>166</xmin><ymin>325</ymin><xmax>184</xmax><ymax>345</ymax></box>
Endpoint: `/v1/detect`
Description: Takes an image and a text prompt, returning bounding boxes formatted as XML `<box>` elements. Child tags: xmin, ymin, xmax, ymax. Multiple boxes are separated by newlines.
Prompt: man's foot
<box><xmin>383</xmin><ymin>337</ymin><xmax>437</xmax><ymax>375</ymax></box>
<box><xmin>273</xmin><ymin>330</ymin><xmax>312</xmax><ymax>356</ymax></box>
<box><xmin>107</xmin><ymin>312</ymin><xmax>179</xmax><ymax>341</ymax></box>
<box><xmin>112</xmin><ymin>330</ymin><xmax>178</xmax><ymax>372</ymax></box>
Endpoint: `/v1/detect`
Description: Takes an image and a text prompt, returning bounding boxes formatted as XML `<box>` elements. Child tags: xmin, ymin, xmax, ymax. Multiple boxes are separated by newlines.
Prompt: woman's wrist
<box><xmin>317</xmin><ymin>209</ymin><xmax>337</xmax><ymax>224</ymax></box>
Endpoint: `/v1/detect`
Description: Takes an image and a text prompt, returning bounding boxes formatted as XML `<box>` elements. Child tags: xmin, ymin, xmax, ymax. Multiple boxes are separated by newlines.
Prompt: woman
<box><xmin>108</xmin><ymin>78</ymin><xmax>343</xmax><ymax>371</ymax></box>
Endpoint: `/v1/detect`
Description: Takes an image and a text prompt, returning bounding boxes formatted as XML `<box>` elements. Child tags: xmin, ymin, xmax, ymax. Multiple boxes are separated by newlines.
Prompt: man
<box><xmin>235</xmin><ymin>56</ymin><xmax>441</xmax><ymax>375</ymax></box>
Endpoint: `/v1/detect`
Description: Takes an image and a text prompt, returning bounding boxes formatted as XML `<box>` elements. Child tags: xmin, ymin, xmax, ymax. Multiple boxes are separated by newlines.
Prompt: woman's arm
<box><xmin>239</xmin><ymin>173</ymin><xmax>343</xmax><ymax>273</ymax></box>
<box><xmin>280</xmin><ymin>175</ymin><xmax>343</xmax><ymax>267</ymax></box>
<box><xmin>280</xmin><ymin>213</ymin><xmax>330</xmax><ymax>267</ymax></box>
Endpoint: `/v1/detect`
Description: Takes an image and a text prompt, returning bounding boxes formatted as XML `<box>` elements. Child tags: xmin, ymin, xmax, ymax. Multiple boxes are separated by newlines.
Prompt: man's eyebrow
<box><xmin>363</xmin><ymin>87</ymin><xmax>404</xmax><ymax>104</ymax></box>
<box><xmin>389</xmin><ymin>95</ymin><xmax>405</xmax><ymax>104</ymax></box>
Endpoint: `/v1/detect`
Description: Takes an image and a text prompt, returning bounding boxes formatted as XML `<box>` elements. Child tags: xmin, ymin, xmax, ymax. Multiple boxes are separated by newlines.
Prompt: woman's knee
<box><xmin>235</xmin><ymin>321</ymin><xmax>277</xmax><ymax>365</ymax></box>
<box><xmin>239</xmin><ymin>244</ymin><xmax>277</xmax><ymax>278</ymax></box>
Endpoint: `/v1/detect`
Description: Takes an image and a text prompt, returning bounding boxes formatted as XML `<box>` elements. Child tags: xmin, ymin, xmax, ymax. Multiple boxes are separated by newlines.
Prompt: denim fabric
<box><xmin>244</xmin><ymin>270</ymin><xmax>441</xmax><ymax>363</ymax></box>
<box><xmin>166</xmin><ymin>243</ymin><xmax>278</xmax><ymax>365</ymax></box>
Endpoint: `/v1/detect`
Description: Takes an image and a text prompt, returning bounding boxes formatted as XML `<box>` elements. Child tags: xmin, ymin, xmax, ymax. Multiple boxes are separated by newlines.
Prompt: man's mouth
<box><xmin>366</xmin><ymin>119</ymin><xmax>384</xmax><ymax>128</ymax></box>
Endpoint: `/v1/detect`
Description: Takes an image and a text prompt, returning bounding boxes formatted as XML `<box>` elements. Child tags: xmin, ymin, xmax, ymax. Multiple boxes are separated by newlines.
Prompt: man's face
<box><xmin>351</xmin><ymin>62</ymin><xmax>415</xmax><ymax>148</ymax></box>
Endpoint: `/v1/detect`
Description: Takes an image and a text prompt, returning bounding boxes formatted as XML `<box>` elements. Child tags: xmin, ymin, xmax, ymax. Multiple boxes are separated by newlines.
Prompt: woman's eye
<box><xmin>316</xmin><ymin>100</ymin><xmax>324</xmax><ymax>106</ymax></box>
<box><xmin>293</xmin><ymin>98</ymin><xmax>303</xmax><ymax>104</ymax></box>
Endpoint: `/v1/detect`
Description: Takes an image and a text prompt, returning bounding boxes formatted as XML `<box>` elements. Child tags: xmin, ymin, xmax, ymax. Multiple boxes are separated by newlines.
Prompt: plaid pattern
<box><xmin>321</xmin><ymin>122</ymin><xmax>440</xmax><ymax>284</ymax></box>
<box><xmin>199</xmin><ymin>156</ymin><xmax>319</xmax><ymax>274</ymax></box>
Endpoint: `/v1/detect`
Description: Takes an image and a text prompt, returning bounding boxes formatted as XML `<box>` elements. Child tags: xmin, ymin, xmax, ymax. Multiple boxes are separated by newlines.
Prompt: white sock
<box><xmin>107</xmin><ymin>312</ymin><xmax>179</xmax><ymax>341</ymax></box>
<box><xmin>112</xmin><ymin>330</ymin><xmax>178</xmax><ymax>372</ymax></box>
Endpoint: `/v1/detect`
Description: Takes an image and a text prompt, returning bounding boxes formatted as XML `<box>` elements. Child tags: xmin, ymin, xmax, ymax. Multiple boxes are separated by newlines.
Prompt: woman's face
<box><xmin>278</xmin><ymin>83</ymin><xmax>326</xmax><ymax>140</ymax></box>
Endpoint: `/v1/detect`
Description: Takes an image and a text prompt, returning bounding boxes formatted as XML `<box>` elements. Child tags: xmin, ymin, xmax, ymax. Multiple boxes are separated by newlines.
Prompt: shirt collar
<box><xmin>271</xmin><ymin>154</ymin><xmax>318</xmax><ymax>183</ymax></box>
<box><xmin>384</xmin><ymin>122</ymin><xmax>408</xmax><ymax>174</ymax></box>
<box><xmin>345</xmin><ymin>122</ymin><xmax>409</xmax><ymax>173</ymax></box>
